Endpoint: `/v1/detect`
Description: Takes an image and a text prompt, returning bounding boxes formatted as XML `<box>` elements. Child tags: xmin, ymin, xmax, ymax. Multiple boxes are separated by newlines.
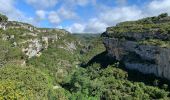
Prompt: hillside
<box><xmin>1</xmin><ymin>13</ymin><xmax>170</xmax><ymax>100</ymax></box>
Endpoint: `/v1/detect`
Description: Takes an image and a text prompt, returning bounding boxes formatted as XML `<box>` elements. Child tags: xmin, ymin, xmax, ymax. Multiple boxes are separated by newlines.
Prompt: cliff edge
<box><xmin>102</xmin><ymin>13</ymin><xmax>170</xmax><ymax>80</ymax></box>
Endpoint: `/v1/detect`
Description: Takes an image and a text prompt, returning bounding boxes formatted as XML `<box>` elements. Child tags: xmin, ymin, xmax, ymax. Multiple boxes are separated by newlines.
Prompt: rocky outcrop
<box><xmin>58</xmin><ymin>41</ymin><xmax>77</xmax><ymax>53</ymax></box>
<box><xmin>0</xmin><ymin>16</ymin><xmax>71</xmax><ymax>59</ymax></box>
<box><xmin>0</xmin><ymin>20</ymin><xmax>70</xmax><ymax>34</ymax></box>
<box><xmin>0</xmin><ymin>22</ymin><xmax>7</xmax><ymax>30</ymax></box>
<box><xmin>20</xmin><ymin>34</ymin><xmax>62</xmax><ymax>58</ymax></box>
<box><xmin>103</xmin><ymin>38</ymin><xmax>170</xmax><ymax>80</ymax></box>
<box><xmin>22</xmin><ymin>39</ymin><xmax>43</xmax><ymax>58</ymax></box>
<box><xmin>102</xmin><ymin>14</ymin><xmax>170</xmax><ymax>80</ymax></box>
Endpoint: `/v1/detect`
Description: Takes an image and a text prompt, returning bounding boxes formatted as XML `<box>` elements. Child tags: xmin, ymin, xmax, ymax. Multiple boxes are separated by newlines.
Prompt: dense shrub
<box><xmin>158</xmin><ymin>13</ymin><xmax>168</xmax><ymax>18</ymax></box>
<box><xmin>0</xmin><ymin>80</ymin><xmax>34</xmax><ymax>100</ymax></box>
<box><xmin>0</xmin><ymin>65</ymin><xmax>53</xmax><ymax>99</ymax></box>
<box><xmin>0</xmin><ymin>13</ymin><xmax>8</xmax><ymax>22</ymax></box>
<box><xmin>0</xmin><ymin>40</ymin><xmax>23</xmax><ymax>66</ymax></box>
<box><xmin>104</xmin><ymin>13</ymin><xmax>170</xmax><ymax>41</ymax></box>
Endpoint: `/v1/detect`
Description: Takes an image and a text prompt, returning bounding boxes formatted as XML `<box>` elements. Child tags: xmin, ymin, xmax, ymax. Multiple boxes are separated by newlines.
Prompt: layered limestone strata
<box><xmin>102</xmin><ymin>13</ymin><xmax>170</xmax><ymax>80</ymax></box>
<box><xmin>103</xmin><ymin>38</ymin><xmax>170</xmax><ymax>80</ymax></box>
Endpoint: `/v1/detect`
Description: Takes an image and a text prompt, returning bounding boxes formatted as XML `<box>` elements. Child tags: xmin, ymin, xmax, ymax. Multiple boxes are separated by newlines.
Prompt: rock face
<box><xmin>0</xmin><ymin>17</ymin><xmax>71</xmax><ymax>59</ymax></box>
<box><xmin>102</xmin><ymin>13</ymin><xmax>170</xmax><ymax>80</ymax></box>
<box><xmin>104</xmin><ymin>38</ymin><xmax>170</xmax><ymax>80</ymax></box>
<box><xmin>0</xmin><ymin>22</ymin><xmax>6</xmax><ymax>30</ymax></box>
<box><xmin>22</xmin><ymin>39</ymin><xmax>43</xmax><ymax>58</ymax></box>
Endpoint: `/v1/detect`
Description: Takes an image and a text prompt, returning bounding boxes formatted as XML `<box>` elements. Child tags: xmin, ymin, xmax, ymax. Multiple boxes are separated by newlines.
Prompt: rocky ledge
<box><xmin>102</xmin><ymin>13</ymin><xmax>170</xmax><ymax>80</ymax></box>
<box><xmin>0</xmin><ymin>13</ymin><xmax>76</xmax><ymax>59</ymax></box>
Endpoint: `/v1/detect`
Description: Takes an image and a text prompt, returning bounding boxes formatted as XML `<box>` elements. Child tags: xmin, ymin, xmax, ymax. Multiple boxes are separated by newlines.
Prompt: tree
<box><xmin>0</xmin><ymin>13</ymin><xmax>8</xmax><ymax>22</ymax></box>
<box><xmin>158</xmin><ymin>13</ymin><xmax>168</xmax><ymax>19</ymax></box>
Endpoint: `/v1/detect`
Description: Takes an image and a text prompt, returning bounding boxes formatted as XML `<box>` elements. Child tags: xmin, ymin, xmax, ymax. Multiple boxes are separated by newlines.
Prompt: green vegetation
<box><xmin>64</xmin><ymin>64</ymin><xmax>169</xmax><ymax>99</ymax></box>
<box><xmin>0</xmin><ymin>65</ymin><xmax>53</xmax><ymax>99</ymax></box>
<box><xmin>104</xmin><ymin>13</ymin><xmax>170</xmax><ymax>42</ymax></box>
<box><xmin>0</xmin><ymin>39</ymin><xmax>24</xmax><ymax>66</ymax></box>
<box><xmin>1</xmin><ymin>13</ymin><xmax>170</xmax><ymax>99</ymax></box>
<box><xmin>27</xmin><ymin>41</ymin><xmax>78</xmax><ymax>83</ymax></box>
<box><xmin>0</xmin><ymin>14</ymin><xmax>8</xmax><ymax>22</ymax></box>
<box><xmin>102</xmin><ymin>13</ymin><xmax>170</xmax><ymax>48</ymax></box>
<box><xmin>139</xmin><ymin>39</ymin><xmax>170</xmax><ymax>48</ymax></box>
<box><xmin>1</xmin><ymin>32</ymin><xmax>170</xmax><ymax>99</ymax></box>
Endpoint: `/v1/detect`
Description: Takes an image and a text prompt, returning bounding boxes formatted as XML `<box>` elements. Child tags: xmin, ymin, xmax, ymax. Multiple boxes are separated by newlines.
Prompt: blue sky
<box><xmin>0</xmin><ymin>0</ymin><xmax>170</xmax><ymax>33</ymax></box>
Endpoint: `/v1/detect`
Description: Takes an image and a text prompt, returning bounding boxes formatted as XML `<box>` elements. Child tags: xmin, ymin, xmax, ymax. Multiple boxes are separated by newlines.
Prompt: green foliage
<box><xmin>0</xmin><ymin>16</ymin><xmax>170</xmax><ymax>100</ymax></box>
<box><xmin>62</xmin><ymin>62</ymin><xmax>169</xmax><ymax>99</ymax></box>
<box><xmin>27</xmin><ymin>41</ymin><xmax>78</xmax><ymax>83</ymax></box>
<box><xmin>104</xmin><ymin>13</ymin><xmax>170</xmax><ymax>41</ymax></box>
<box><xmin>0</xmin><ymin>39</ymin><xmax>23</xmax><ymax>66</ymax></box>
<box><xmin>79</xmin><ymin>36</ymin><xmax>105</xmax><ymax>65</ymax></box>
<box><xmin>1</xmin><ymin>28</ymin><xmax>33</xmax><ymax>43</ymax></box>
<box><xmin>0</xmin><ymin>80</ymin><xmax>34</xmax><ymax>100</ymax></box>
<box><xmin>3</xmin><ymin>34</ymin><xmax>169</xmax><ymax>99</ymax></box>
<box><xmin>0</xmin><ymin>65</ymin><xmax>53</xmax><ymax>99</ymax></box>
<box><xmin>0</xmin><ymin>13</ymin><xmax>8</xmax><ymax>22</ymax></box>
<box><xmin>139</xmin><ymin>39</ymin><xmax>170</xmax><ymax>47</ymax></box>
<box><xmin>158</xmin><ymin>13</ymin><xmax>168</xmax><ymax>18</ymax></box>
<box><xmin>101</xmin><ymin>64</ymin><xmax>128</xmax><ymax>79</ymax></box>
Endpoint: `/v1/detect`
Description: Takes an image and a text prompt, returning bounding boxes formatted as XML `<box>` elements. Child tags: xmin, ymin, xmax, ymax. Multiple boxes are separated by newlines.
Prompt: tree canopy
<box><xmin>0</xmin><ymin>13</ymin><xmax>8</xmax><ymax>22</ymax></box>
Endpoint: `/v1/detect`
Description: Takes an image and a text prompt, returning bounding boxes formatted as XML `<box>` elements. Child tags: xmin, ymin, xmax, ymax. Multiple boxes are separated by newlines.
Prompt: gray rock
<box><xmin>104</xmin><ymin>37</ymin><xmax>170</xmax><ymax>80</ymax></box>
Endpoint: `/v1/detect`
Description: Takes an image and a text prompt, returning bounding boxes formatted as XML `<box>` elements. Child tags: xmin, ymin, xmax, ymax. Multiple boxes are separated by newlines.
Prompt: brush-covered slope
<box><xmin>0</xmin><ymin>13</ymin><xmax>82</xmax><ymax>99</ymax></box>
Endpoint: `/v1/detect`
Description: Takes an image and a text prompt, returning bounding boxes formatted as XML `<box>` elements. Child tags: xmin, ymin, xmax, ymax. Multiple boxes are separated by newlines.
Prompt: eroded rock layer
<box><xmin>102</xmin><ymin>13</ymin><xmax>170</xmax><ymax>80</ymax></box>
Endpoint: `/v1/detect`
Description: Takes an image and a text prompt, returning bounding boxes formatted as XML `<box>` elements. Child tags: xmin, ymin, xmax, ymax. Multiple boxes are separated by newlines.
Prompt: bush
<box><xmin>0</xmin><ymin>13</ymin><xmax>8</xmax><ymax>22</ymax></box>
<box><xmin>158</xmin><ymin>13</ymin><xmax>168</xmax><ymax>18</ymax></box>
<box><xmin>0</xmin><ymin>80</ymin><xmax>34</xmax><ymax>100</ymax></box>
<box><xmin>0</xmin><ymin>65</ymin><xmax>53</xmax><ymax>99</ymax></box>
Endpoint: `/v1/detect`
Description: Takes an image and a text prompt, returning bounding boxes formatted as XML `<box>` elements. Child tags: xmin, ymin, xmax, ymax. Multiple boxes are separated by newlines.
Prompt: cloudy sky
<box><xmin>0</xmin><ymin>0</ymin><xmax>170</xmax><ymax>33</ymax></box>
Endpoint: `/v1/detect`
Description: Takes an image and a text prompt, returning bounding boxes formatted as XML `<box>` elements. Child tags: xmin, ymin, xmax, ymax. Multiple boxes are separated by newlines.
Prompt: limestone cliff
<box><xmin>0</xmin><ymin>13</ymin><xmax>79</xmax><ymax>60</ymax></box>
<box><xmin>102</xmin><ymin>13</ymin><xmax>170</xmax><ymax>80</ymax></box>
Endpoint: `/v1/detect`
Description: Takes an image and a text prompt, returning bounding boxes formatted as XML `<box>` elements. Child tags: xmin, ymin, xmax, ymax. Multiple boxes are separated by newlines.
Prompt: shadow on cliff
<box><xmin>81</xmin><ymin>51</ymin><xmax>117</xmax><ymax>68</ymax></box>
<box><xmin>122</xmin><ymin>64</ymin><xmax>170</xmax><ymax>87</ymax></box>
<box><xmin>82</xmin><ymin>51</ymin><xmax>170</xmax><ymax>90</ymax></box>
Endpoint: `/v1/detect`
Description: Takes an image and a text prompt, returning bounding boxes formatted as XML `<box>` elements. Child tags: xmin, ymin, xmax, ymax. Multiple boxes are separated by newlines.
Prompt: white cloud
<box><xmin>148</xmin><ymin>0</ymin><xmax>170</xmax><ymax>15</ymax></box>
<box><xmin>74</xmin><ymin>0</ymin><xmax>95</xmax><ymax>6</ymax></box>
<box><xmin>115</xmin><ymin>0</ymin><xmax>127</xmax><ymax>5</ymax></box>
<box><xmin>84</xmin><ymin>18</ymin><xmax>108</xmax><ymax>33</ymax></box>
<box><xmin>67</xmin><ymin>23</ymin><xmax>85</xmax><ymax>33</ymax></box>
<box><xmin>24</xmin><ymin>0</ymin><xmax>95</xmax><ymax>28</ymax></box>
<box><xmin>26</xmin><ymin>0</ymin><xmax>94</xmax><ymax>10</ymax></box>
<box><xmin>37</xmin><ymin>0</ymin><xmax>170</xmax><ymax>33</ymax></box>
<box><xmin>48</xmin><ymin>11</ymin><xmax>61</xmax><ymax>24</ymax></box>
<box><xmin>99</xmin><ymin>6</ymin><xmax>144</xmax><ymax>26</ymax></box>
<box><xmin>56</xmin><ymin>25</ymin><xmax>63</xmax><ymax>29</ymax></box>
<box><xmin>63</xmin><ymin>0</ymin><xmax>96</xmax><ymax>6</ymax></box>
<box><xmin>57</xmin><ymin>7</ymin><xmax>77</xmax><ymax>19</ymax></box>
<box><xmin>26</xmin><ymin>0</ymin><xmax>58</xmax><ymax>9</ymax></box>
<box><xmin>36</xmin><ymin>10</ymin><xmax>46</xmax><ymax>20</ymax></box>
<box><xmin>0</xmin><ymin>0</ymin><xmax>35</xmax><ymax>24</ymax></box>
<box><xmin>66</xmin><ymin>0</ymin><xmax>170</xmax><ymax>33</ymax></box>
<box><xmin>0</xmin><ymin>0</ymin><xmax>14</xmax><ymax>13</ymax></box>
<box><xmin>0</xmin><ymin>0</ymin><xmax>22</xmax><ymax>20</ymax></box>
<box><xmin>2</xmin><ymin>0</ymin><xmax>170</xmax><ymax>33</ymax></box>
<box><xmin>78</xmin><ymin>0</ymin><xmax>170</xmax><ymax>33</ymax></box>
<box><xmin>66</xmin><ymin>5</ymin><xmax>143</xmax><ymax>33</ymax></box>
<box><xmin>46</xmin><ymin>6</ymin><xmax>78</xmax><ymax>25</ymax></box>
<box><xmin>66</xmin><ymin>18</ymin><xmax>108</xmax><ymax>33</ymax></box>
